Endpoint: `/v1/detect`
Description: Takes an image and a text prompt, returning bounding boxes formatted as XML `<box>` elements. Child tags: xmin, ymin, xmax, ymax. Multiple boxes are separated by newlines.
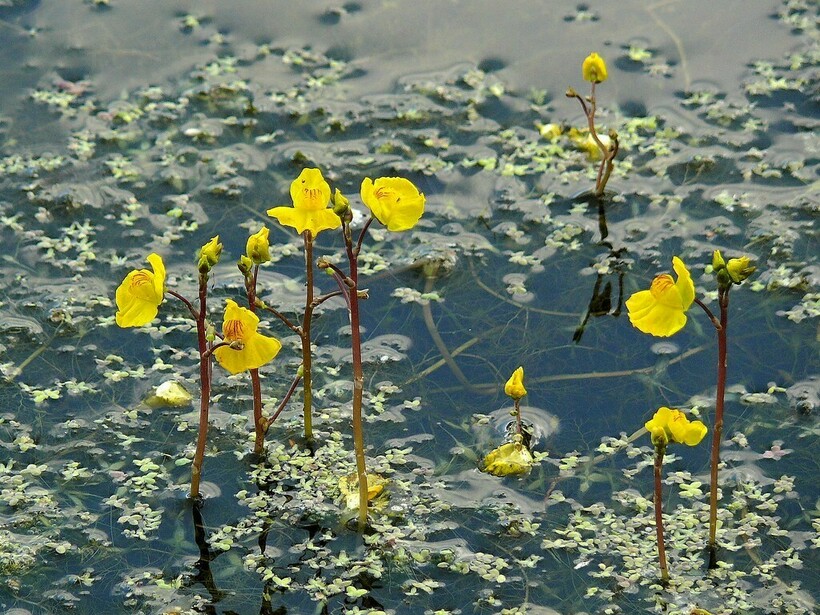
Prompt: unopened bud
<box><xmin>238</xmin><ymin>255</ymin><xmax>253</xmax><ymax>276</ymax></box>
<box><xmin>726</xmin><ymin>256</ymin><xmax>755</xmax><ymax>284</ymax></box>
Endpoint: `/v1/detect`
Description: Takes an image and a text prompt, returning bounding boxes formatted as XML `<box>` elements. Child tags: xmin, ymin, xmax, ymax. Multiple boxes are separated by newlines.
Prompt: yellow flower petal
<box><xmin>214</xmin><ymin>299</ymin><xmax>282</xmax><ymax>374</ymax></box>
<box><xmin>115</xmin><ymin>253</ymin><xmax>166</xmax><ymax>328</ymax></box>
<box><xmin>267</xmin><ymin>168</ymin><xmax>341</xmax><ymax>238</ymax></box>
<box><xmin>360</xmin><ymin>177</ymin><xmax>425</xmax><ymax>232</ymax></box>
<box><xmin>290</xmin><ymin>168</ymin><xmax>331</xmax><ymax>211</ymax></box>
<box><xmin>646</xmin><ymin>407</ymin><xmax>707</xmax><ymax>447</ymax></box>
<box><xmin>482</xmin><ymin>442</ymin><xmax>534</xmax><ymax>476</ymax></box>
<box><xmin>504</xmin><ymin>367</ymin><xmax>527</xmax><ymax>400</ymax></box>
<box><xmin>582</xmin><ymin>52</ymin><xmax>608</xmax><ymax>83</ymax></box>
<box><xmin>266</xmin><ymin>205</ymin><xmax>341</xmax><ymax>237</ymax></box>
<box><xmin>626</xmin><ymin>257</ymin><xmax>694</xmax><ymax>337</ymax></box>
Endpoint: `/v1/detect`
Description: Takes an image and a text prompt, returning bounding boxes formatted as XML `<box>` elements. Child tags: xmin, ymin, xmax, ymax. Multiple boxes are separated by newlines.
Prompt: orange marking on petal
<box><xmin>649</xmin><ymin>274</ymin><xmax>674</xmax><ymax>298</ymax></box>
<box><xmin>224</xmin><ymin>320</ymin><xmax>245</xmax><ymax>341</ymax></box>
<box><xmin>129</xmin><ymin>271</ymin><xmax>152</xmax><ymax>289</ymax></box>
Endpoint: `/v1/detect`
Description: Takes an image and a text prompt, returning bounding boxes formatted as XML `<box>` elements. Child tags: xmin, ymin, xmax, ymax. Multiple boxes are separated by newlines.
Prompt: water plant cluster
<box><xmin>0</xmin><ymin>1</ymin><xmax>817</xmax><ymax>613</ymax></box>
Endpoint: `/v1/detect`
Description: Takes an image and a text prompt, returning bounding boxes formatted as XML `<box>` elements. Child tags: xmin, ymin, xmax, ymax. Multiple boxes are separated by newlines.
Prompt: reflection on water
<box><xmin>0</xmin><ymin>0</ymin><xmax>817</xmax><ymax>613</ymax></box>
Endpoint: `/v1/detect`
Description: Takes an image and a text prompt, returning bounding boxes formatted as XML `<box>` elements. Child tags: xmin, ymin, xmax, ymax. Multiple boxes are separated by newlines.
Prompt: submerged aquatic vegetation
<box><xmin>0</xmin><ymin>1</ymin><xmax>816</xmax><ymax>613</ymax></box>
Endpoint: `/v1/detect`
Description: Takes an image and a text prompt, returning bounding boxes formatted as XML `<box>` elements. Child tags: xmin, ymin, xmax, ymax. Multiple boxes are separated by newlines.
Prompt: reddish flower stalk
<box><xmin>301</xmin><ymin>231</ymin><xmax>315</xmax><ymax>442</ymax></box>
<box><xmin>708</xmin><ymin>286</ymin><xmax>730</xmax><ymax>567</ymax></box>
<box><xmin>244</xmin><ymin>265</ymin><xmax>265</xmax><ymax>455</ymax></box>
<box><xmin>653</xmin><ymin>443</ymin><xmax>670</xmax><ymax>585</ymax></box>
<box><xmin>346</xmin><ymin>221</ymin><xmax>369</xmax><ymax>531</ymax></box>
<box><xmin>190</xmin><ymin>271</ymin><xmax>211</xmax><ymax>500</ymax></box>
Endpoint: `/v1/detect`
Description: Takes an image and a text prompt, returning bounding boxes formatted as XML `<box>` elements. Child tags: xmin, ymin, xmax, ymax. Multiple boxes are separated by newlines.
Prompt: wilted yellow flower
<box><xmin>198</xmin><ymin>236</ymin><xmax>223</xmax><ymax>272</ymax></box>
<box><xmin>115</xmin><ymin>253</ymin><xmax>166</xmax><ymax>328</ymax></box>
<box><xmin>146</xmin><ymin>381</ymin><xmax>193</xmax><ymax>408</ymax></box>
<box><xmin>568</xmin><ymin>127</ymin><xmax>611</xmax><ymax>161</ymax></box>
<box><xmin>645</xmin><ymin>406</ymin><xmax>707</xmax><ymax>447</ymax></box>
<box><xmin>483</xmin><ymin>441</ymin><xmax>534</xmax><ymax>476</ymax></box>
<box><xmin>626</xmin><ymin>257</ymin><xmax>695</xmax><ymax>337</ymax></box>
<box><xmin>213</xmin><ymin>299</ymin><xmax>282</xmax><ymax>374</ymax></box>
<box><xmin>582</xmin><ymin>52</ymin><xmax>608</xmax><ymax>83</ymax></box>
<box><xmin>246</xmin><ymin>226</ymin><xmax>271</xmax><ymax>265</ymax></box>
<box><xmin>504</xmin><ymin>367</ymin><xmax>527</xmax><ymax>400</ymax></box>
<box><xmin>338</xmin><ymin>473</ymin><xmax>389</xmax><ymax>510</ymax></box>
<box><xmin>360</xmin><ymin>177</ymin><xmax>425</xmax><ymax>232</ymax></box>
<box><xmin>267</xmin><ymin>168</ymin><xmax>341</xmax><ymax>238</ymax></box>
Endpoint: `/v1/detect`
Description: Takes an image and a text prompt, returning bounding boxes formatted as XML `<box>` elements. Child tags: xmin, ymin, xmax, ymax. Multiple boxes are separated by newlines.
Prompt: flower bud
<box><xmin>332</xmin><ymin>188</ymin><xmax>350</xmax><ymax>217</ymax></box>
<box><xmin>504</xmin><ymin>367</ymin><xmax>527</xmax><ymax>400</ymax></box>
<box><xmin>237</xmin><ymin>254</ymin><xmax>253</xmax><ymax>276</ymax></box>
<box><xmin>712</xmin><ymin>249</ymin><xmax>726</xmax><ymax>271</ymax></box>
<box><xmin>246</xmin><ymin>226</ymin><xmax>271</xmax><ymax>265</ymax></box>
<box><xmin>582</xmin><ymin>52</ymin><xmax>608</xmax><ymax>84</ymax></box>
<box><xmin>726</xmin><ymin>256</ymin><xmax>755</xmax><ymax>284</ymax></box>
<box><xmin>198</xmin><ymin>236</ymin><xmax>223</xmax><ymax>272</ymax></box>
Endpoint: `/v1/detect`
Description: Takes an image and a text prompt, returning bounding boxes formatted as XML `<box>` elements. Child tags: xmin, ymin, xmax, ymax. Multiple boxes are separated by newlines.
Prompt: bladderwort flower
<box><xmin>504</xmin><ymin>366</ymin><xmax>527</xmax><ymax>400</ymax></box>
<box><xmin>267</xmin><ymin>168</ymin><xmax>341</xmax><ymax>238</ymax></box>
<box><xmin>582</xmin><ymin>52</ymin><xmax>608</xmax><ymax>83</ymax></box>
<box><xmin>360</xmin><ymin>176</ymin><xmax>426</xmax><ymax>232</ymax></box>
<box><xmin>115</xmin><ymin>253</ymin><xmax>166</xmax><ymax>328</ymax></box>
<box><xmin>626</xmin><ymin>256</ymin><xmax>695</xmax><ymax>337</ymax></box>
<box><xmin>645</xmin><ymin>406</ymin><xmax>708</xmax><ymax>448</ymax></box>
<box><xmin>214</xmin><ymin>299</ymin><xmax>282</xmax><ymax>375</ymax></box>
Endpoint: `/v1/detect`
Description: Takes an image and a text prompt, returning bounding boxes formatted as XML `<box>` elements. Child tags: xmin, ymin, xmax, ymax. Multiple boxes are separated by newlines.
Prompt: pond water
<box><xmin>0</xmin><ymin>1</ymin><xmax>817</xmax><ymax>613</ymax></box>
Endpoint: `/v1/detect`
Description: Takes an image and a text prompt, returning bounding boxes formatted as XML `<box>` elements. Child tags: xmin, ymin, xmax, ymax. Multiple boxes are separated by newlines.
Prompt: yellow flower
<box><xmin>360</xmin><ymin>177</ymin><xmax>425</xmax><ymax>232</ymax></box>
<box><xmin>266</xmin><ymin>168</ymin><xmax>341</xmax><ymax>238</ymax></box>
<box><xmin>246</xmin><ymin>226</ymin><xmax>271</xmax><ymax>265</ymax></box>
<box><xmin>626</xmin><ymin>257</ymin><xmax>695</xmax><ymax>337</ymax></box>
<box><xmin>504</xmin><ymin>367</ymin><xmax>527</xmax><ymax>400</ymax></box>
<box><xmin>483</xmin><ymin>441</ymin><xmax>534</xmax><ymax>476</ymax></box>
<box><xmin>645</xmin><ymin>406</ymin><xmax>707</xmax><ymax>447</ymax></box>
<box><xmin>582</xmin><ymin>52</ymin><xmax>608</xmax><ymax>83</ymax></box>
<box><xmin>115</xmin><ymin>253</ymin><xmax>166</xmax><ymax>328</ymax></box>
<box><xmin>213</xmin><ymin>299</ymin><xmax>282</xmax><ymax>374</ymax></box>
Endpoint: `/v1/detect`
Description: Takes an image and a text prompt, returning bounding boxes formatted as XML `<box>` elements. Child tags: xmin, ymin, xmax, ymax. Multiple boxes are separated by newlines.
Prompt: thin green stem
<box><xmin>654</xmin><ymin>443</ymin><xmax>670</xmax><ymax>585</ymax></box>
<box><xmin>708</xmin><ymin>286</ymin><xmax>730</xmax><ymax>567</ymax></box>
